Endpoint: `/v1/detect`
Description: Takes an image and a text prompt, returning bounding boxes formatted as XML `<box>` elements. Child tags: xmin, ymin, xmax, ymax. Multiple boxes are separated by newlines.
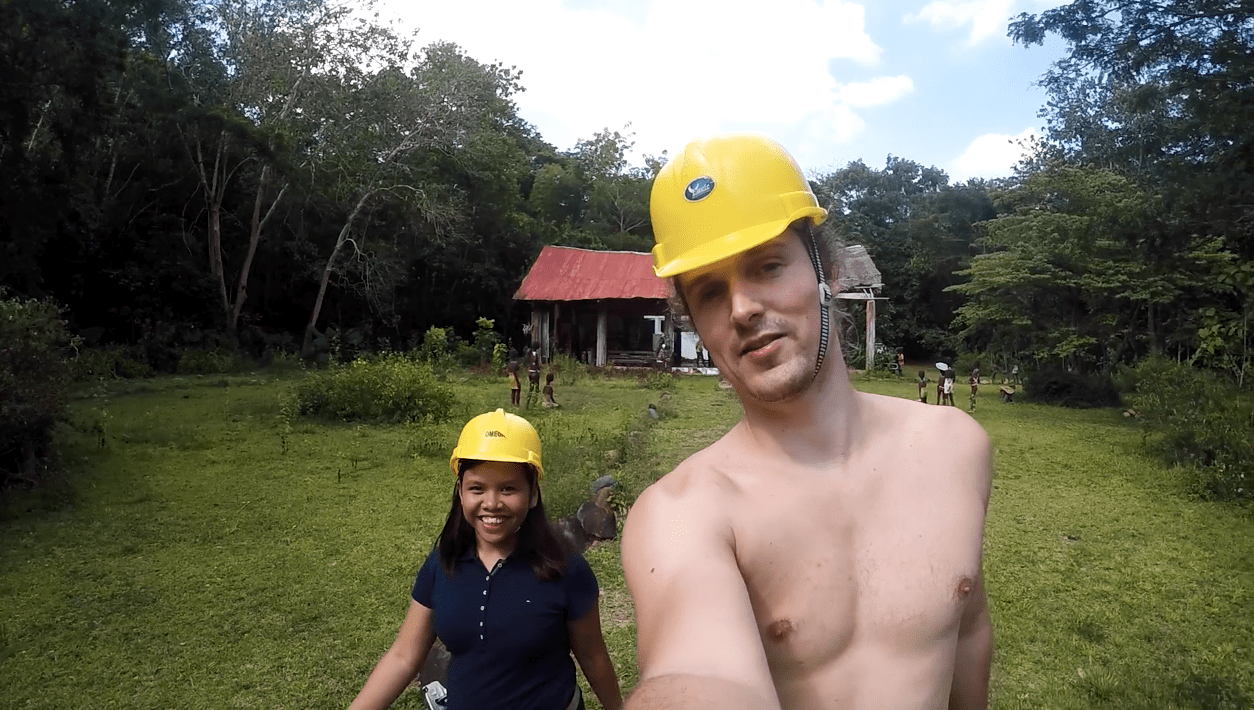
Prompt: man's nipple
<box><xmin>767</xmin><ymin>618</ymin><xmax>795</xmax><ymax>643</ymax></box>
<box><xmin>954</xmin><ymin>575</ymin><xmax>974</xmax><ymax>601</ymax></box>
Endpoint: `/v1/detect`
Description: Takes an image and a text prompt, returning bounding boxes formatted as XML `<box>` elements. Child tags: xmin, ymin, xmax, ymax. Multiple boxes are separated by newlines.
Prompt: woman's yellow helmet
<box><xmin>650</xmin><ymin>133</ymin><xmax>827</xmax><ymax>278</ymax></box>
<box><xmin>449</xmin><ymin>409</ymin><xmax>544</xmax><ymax>479</ymax></box>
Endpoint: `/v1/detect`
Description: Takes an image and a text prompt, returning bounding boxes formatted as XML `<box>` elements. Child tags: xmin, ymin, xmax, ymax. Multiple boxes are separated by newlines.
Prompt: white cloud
<box><xmin>835</xmin><ymin>76</ymin><xmax>914</xmax><ymax>107</ymax></box>
<box><xmin>949</xmin><ymin>127</ymin><xmax>1037</xmax><ymax>180</ymax></box>
<box><xmin>378</xmin><ymin>0</ymin><xmax>907</xmax><ymax>164</ymax></box>
<box><xmin>904</xmin><ymin>0</ymin><xmax>1017</xmax><ymax>45</ymax></box>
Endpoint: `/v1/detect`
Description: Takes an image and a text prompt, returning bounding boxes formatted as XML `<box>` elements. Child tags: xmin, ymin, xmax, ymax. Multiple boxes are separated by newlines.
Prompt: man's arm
<box><xmin>949</xmin><ymin>416</ymin><xmax>993</xmax><ymax>710</ymax></box>
<box><xmin>948</xmin><ymin>572</ymin><xmax>991</xmax><ymax>710</ymax></box>
<box><xmin>622</xmin><ymin>479</ymin><xmax>779</xmax><ymax>710</ymax></box>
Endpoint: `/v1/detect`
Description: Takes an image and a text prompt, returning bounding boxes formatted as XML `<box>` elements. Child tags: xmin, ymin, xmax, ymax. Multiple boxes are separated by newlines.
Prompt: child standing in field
<box><xmin>542</xmin><ymin>373</ymin><xmax>559</xmax><ymax>408</ymax></box>
<box><xmin>943</xmin><ymin>370</ymin><xmax>955</xmax><ymax>406</ymax></box>
<box><xmin>526</xmin><ymin>346</ymin><xmax>541</xmax><ymax>408</ymax></box>
<box><xmin>917</xmin><ymin>370</ymin><xmax>928</xmax><ymax>403</ymax></box>
<box><xmin>507</xmin><ymin>361</ymin><xmax>521</xmax><ymax>407</ymax></box>
<box><xmin>969</xmin><ymin>363</ymin><xmax>980</xmax><ymax>412</ymax></box>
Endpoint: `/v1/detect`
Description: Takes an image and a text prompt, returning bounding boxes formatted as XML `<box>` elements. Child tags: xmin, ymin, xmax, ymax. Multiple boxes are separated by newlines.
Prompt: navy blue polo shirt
<box><xmin>412</xmin><ymin>548</ymin><xmax>599</xmax><ymax>710</ymax></box>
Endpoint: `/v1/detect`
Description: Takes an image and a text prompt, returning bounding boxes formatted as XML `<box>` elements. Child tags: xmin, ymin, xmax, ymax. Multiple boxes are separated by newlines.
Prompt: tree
<box><xmin>813</xmin><ymin>157</ymin><xmax>992</xmax><ymax>355</ymax></box>
<box><xmin>529</xmin><ymin>162</ymin><xmax>586</xmax><ymax>229</ymax></box>
<box><xmin>299</xmin><ymin>40</ymin><xmax>526</xmax><ymax>356</ymax></box>
<box><xmin>0</xmin><ymin>292</ymin><xmax>73</xmax><ymax>485</ymax></box>
<box><xmin>172</xmin><ymin>0</ymin><xmax>402</xmax><ymax>344</ymax></box>
<box><xmin>1010</xmin><ymin>0</ymin><xmax>1254</xmax><ymax>256</ymax></box>
<box><xmin>0</xmin><ymin>0</ymin><xmax>133</xmax><ymax>295</ymax></box>
<box><xmin>1010</xmin><ymin>0</ymin><xmax>1254</xmax><ymax>373</ymax></box>
<box><xmin>949</xmin><ymin>164</ymin><xmax>1227</xmax><ymax>371</ymax></box>
<box><xmin>567</xmin><ymin>127</ymin><xmax>653</xmax><ymax>251</ymax></box>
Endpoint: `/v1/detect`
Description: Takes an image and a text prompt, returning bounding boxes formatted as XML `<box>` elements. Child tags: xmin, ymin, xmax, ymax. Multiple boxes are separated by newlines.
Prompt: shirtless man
<box><xmin>622</xmin><ymin>134</ymin><xmax>992</xmax><ymax>710</ymax></box>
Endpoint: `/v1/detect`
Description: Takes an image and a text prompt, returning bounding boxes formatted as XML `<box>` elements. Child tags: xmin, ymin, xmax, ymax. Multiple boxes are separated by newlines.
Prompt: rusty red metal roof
<box><xmin>514</xmin><ymin>246</ymin><xmax>669</xmax><ymax>301</ymax></box>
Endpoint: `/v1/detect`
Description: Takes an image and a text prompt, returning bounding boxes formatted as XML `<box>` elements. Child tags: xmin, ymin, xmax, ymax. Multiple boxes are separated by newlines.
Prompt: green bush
<box><xmin>70</xmin><ymin>345</ymin><xmax>154</xmax><ymax>380</ymax></box>
<box><xmin>295</xmin><ymin>355</ymin><xmax>455</xmax><ymax>423</ymax></box>
<box><xmin>953</xmin><ymin>352</ymin><xmax>986</xmax><ymax>380</ymax></box>
<box><xmin>0</xmin><ymin>293</ymin><xmax>74</xmax><ymax>485</ymax></box>
<box><xmin>843</xmin><ymin>341</ymin><xmax>898</xmax><ymax>375</ymax></box>
<box><xmin>452</xmin><ymin>339</ymin><xmax>480</xmax><ymax>368</ymax></box>
<box><xmin>177</xmin><ymin>348</ymin><xmax>242</xmax><ymax>375</ymax></box>
<box><xmin>267</xmin><ymin>351</ymin><xmax>305</xmax><ymax>374</ymax></box>
<box><xmin>549</xmin><ymin>353</ymin><xmax>588</xmax><ymax>386</ymax></box>
<box><xmin>1124</xmin><ymin>356</ymin><xmax>1252</xmax><ymax>502</ymax></box>
<box><xmin>451</xmin><ymin>317</ymin><xmax>501</xmax><ymax>369</ymax></box>
<box><xmin>1024</xmin><ymin>367</ymin><xmax>1121</xmax><ymax>408</ymax></box>
<box><xmin>640</xmin><ymin>370</ymin><xmax>675</xmax><ymax>390</ymax></box>
<box><xmin>491</xmin><ymin>343</ymin><xmax>508</xmax><ymax>375</ymax></box>
<box><xmin>418</xmin><ymin>327</ymin><xmax>453</xmax><ymax>370</ymax></box>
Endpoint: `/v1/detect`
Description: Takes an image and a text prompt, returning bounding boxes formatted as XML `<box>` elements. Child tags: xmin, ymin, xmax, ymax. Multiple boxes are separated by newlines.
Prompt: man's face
<box><xmin>677</xmin><ymin>229</ymin><xmax>821</xmax><ymax>403</ymax></box>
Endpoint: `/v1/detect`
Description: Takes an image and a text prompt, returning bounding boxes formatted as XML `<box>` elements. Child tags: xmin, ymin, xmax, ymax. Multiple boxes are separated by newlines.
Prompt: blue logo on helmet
<box><xmin>684</xmin><ymin>176</ymin><xmax>715</xmax><ymax>202</ymax></box>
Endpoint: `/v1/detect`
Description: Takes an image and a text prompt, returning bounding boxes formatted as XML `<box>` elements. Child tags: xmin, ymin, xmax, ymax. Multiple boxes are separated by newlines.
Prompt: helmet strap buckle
<box><xmin>818</xmin><ymin>282</ymin><xmax>833</xmax><ymax>308</ymax></box>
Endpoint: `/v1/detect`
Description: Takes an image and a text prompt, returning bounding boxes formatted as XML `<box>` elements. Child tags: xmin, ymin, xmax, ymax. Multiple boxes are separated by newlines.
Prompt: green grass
<box><xmin>0</xmin><ymin>371</ymin><xmax>1249</xmax><ymax>709</ymax></box>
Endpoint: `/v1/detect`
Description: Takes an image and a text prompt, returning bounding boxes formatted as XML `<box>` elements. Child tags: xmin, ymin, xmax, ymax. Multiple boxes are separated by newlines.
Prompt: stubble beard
<box><xmin>740</xmin><ymin>353</ymin><xmax>814</xmax><ymax>403</ymax></box>
<box><xmin>723</xmin><ymin>320</ymin><xmax>819</xmax><ymax>404</ymax></box>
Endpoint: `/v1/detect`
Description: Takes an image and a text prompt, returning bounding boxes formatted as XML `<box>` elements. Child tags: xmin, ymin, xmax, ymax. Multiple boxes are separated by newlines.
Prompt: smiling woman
<box><xmin>347</xmin><ymin>410</ymin><xmax>624</xmax><ymax>710</ymax></box>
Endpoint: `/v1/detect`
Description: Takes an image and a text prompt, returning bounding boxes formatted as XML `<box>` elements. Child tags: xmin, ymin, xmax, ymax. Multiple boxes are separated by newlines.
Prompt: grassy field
<box><xmin>0</xmin><ymin>369</ymin><xmax>1250</xmax><ymax>709</ymax></box>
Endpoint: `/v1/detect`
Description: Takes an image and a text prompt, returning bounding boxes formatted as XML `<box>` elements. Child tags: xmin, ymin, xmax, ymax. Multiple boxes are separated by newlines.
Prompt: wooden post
<box><xmin>865</xmin><ymin>298</ymin><xmax>876</xmax><ymax>371</ymax></box>
<box><xmin>539</xmin><ymin>309</ymin><xmax>550</xmax><ymax>361</ymax></box>
<box><xmin>596</xmin><ymin>303</ymin><xmax>608</xmax><ymax>367</ymax></box>
<box><xmin>553</xmin><ymin>303</ymin><xmax>562</xmax><ymax>360</ymax></box>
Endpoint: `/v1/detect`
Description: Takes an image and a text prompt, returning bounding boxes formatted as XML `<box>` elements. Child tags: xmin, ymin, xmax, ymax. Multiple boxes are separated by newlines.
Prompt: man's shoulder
<box><xmin>859</xmin><ymin>392</ymin><xmax>991</xmax><ymax>455</ymax></box>
<box><xmin>635</xmin><ymin>445</ymin><xmax>736</xmax><ymax>509</ymax></box>
<box><xmin>624</xmin><ymin>436</ymin><xmax>741</xmax><ymax>543</ymax></box>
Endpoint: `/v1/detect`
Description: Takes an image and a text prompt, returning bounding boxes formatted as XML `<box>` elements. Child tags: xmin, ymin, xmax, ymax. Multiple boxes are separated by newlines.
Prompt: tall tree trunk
<box><xmin>301</xmin><ymin>192</ymin><xmax>372</xmax><ymax>357</ymax></box>
<box><xmin>209</xmin><ymin>198</ymin><xmax>230</xmax><ymax>318</ymax></box>
<box><xmin>229</xmin><ymin>166</ymin><xmax>287</xmax><ymax>344</ymax></box>
<box><xmin>227</xmin><ymin>67</ymin><xmax>305</xmax><ymax>346</ymax></box>
<box><xmin>193</xmin><ymin>131</ymin><xmax>233</xmax><ymax>332</ymax></box>
<box><xmin>1147</xmin><ymin>301</ymin><xmax>1159</xmax><ymax>354</ymax></box>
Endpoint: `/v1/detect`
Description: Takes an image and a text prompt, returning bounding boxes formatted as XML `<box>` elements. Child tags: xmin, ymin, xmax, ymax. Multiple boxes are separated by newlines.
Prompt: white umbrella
<box><xmin>935</xmin><ymin>362</ymin><xmax>949</xmax><ymax>371</ymax></box>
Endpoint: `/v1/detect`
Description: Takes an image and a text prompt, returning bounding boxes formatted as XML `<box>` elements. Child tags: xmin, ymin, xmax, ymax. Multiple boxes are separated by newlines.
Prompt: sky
<box><xmin>378</xmin><ymin>0</ymin><xmax>1070</xmax><ymax>182</ymax></box>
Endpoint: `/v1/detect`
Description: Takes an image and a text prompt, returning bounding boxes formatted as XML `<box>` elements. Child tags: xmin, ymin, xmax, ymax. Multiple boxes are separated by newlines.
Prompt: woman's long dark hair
<box><xmin>437</xmin><ymin>460</ymin><xmax>570</xmax><ymax>581</ymax></box>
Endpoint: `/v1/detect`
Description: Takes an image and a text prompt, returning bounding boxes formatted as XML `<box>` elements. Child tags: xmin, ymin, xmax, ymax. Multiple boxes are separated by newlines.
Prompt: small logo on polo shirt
<box><xmin>684</xmin><ymin>176</ymin><xmax>715</xmax><ymax>202</ymax></box>
<box><xmin>484</xmin><ymin>430</ymin><xmax>505</xmax><ymax>438</ymax></box>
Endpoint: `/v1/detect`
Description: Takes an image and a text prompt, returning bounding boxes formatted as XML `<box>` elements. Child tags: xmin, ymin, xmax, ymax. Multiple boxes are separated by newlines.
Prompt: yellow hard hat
<box><xmin>449</xmin><ymin>409</ymin><xmax>544</xmax><ymax>479</ymax></box>
<box><xmin>650</xmin><ymin>134</ymin><xmax>827</xmax><ymax>278</ymax></box>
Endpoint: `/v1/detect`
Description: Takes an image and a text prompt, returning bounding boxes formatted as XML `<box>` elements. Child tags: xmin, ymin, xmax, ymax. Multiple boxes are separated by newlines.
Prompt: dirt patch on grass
<box><xmin>600</xmin><ymin>585</ymin><xmax>635</xmax><ymax>629</ymax></box>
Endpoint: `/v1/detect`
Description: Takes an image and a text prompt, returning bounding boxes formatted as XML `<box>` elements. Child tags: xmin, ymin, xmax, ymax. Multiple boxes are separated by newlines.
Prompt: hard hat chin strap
<box><xmin>803</xmin><ymin>232</ymin><xmax>832</xmax><ymax>378</ymax></box>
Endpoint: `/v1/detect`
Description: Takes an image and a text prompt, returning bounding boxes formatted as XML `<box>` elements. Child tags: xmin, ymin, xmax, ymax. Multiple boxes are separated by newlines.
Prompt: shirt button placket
<box><xmin>480</xmin><ymin>570</ymin><xmax>492</xmax><ymax>642</ymax></box>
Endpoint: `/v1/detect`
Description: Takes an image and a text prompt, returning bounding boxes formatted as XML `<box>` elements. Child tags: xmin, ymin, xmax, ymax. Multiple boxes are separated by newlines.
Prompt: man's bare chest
<box><xmin>730</xmin><ymin>471</ymin><xmax>985</xmax><ymax>671</ymax></box>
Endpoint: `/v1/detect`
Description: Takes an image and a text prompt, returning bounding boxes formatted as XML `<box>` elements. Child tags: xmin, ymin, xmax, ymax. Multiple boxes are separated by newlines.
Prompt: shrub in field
<box><xmin>472</xmin><ymin>317</ymin><xmax>501</xmax><ymax>367</ymax></box>
<box><xmin>953</xmin><ymin>352</ymin><xmax>986</xmax><ymax>379</ymax></box>
<box><xmin>295</xmin><ymin>355</ymin><xmax>455</xmax><ymax>423</ymax></box>
<box><xmin>418</xmin><ymin>327</ymin><xmax>453</xmax><ymax>370</ymax></box>
<box><xmin>453</xmin><ymin>339</ymin><xmax>480</xmax><ymax>368</ymax></box>
<box><xmin>549</xmin><ymin>353</ymin><xmax>588</xmax><ymax>386</ymax></box>
<box><xmin>71</xmin><ymin>345</ymin><xmax>154</xmax><ymax>380</ymax></box>
<box><xmin>177</xmin><ymin>348</ymin><xmax>242</xmax><ymax>375</ymax></box>
<box><xmin>640</xmin><ymin>370</ymin><xmax>675</xmax><ymax>390</ymax></box>
<box><xmin>0</xmin><ymin>293</ymin><xmax>74</xmax><ymax>485</ymax></box>
<box><xmin>491</xmin><ymin>343</ymin><xmax>508</xmax><ymax>375</ymax></box>
<box><xmin>1123</xmin><ymin>356</ymin><xmax>1252</xmax><ymax>502</ymax></box>
<box><xmin>267</xmin><ymin>351</ymin><xmax>305</xmax><ymax>374</ymax></box>
<box><xmin>1024</xmin><ymin>367</ymin><xmax>1121</xmax><ymax>408</ymax></box>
